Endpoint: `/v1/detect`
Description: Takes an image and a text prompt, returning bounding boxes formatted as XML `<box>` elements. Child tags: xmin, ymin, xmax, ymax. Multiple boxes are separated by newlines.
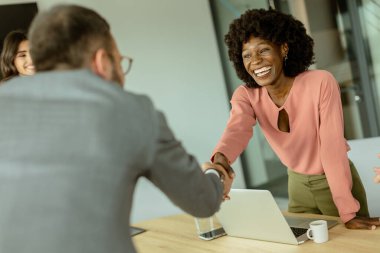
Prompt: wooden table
<box><xmin>132</xmin><ymin>213</ymin><xmax>380</xmax><ymax>253</ymax></box>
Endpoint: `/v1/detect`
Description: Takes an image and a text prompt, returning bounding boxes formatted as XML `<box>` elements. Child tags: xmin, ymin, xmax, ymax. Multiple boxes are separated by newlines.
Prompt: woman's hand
<box><xmin>213</xmin><ymin>152</ymin><xmax>235</xmax><ymax>178</ymax></box>
<box><xmin>202</xmin><ymin>162</ymin><xmax>233</xmax><ymax>200</ymax></box>
<box><xmin>344</xmin><ymin>216</ymin><xmax>380</xmax><ymax>229</ymax></box>
<box><xmin>212</xmin><ymin>152</ymin><xmax>235</xmax><ymax>199</ymax></box>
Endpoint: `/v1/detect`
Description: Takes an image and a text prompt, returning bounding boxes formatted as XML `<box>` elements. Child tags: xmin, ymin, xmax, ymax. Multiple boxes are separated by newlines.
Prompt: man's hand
<box><xmin>202</xmin><ymin>162</ymin><xmax>234</xmax><ymax>200</ymax></box>
<box><xmin>344</xmin><ymin>216</ymin><xmax>380</xmax><ymax>230</ymax></box>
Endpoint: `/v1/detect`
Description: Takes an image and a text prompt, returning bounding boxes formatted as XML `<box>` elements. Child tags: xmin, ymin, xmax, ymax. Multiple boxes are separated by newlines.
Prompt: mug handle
<box><xmin>307</xmin><ymin>228</ymin><xmax>314</xmax><ymax>240</ymax></box>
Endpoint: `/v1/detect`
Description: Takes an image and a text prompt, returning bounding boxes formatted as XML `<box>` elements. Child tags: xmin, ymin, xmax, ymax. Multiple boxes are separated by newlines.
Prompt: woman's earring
<box><xmin>284</xmin><ymin>54</ymin><xmax>288</xmax><ymax>67</ymax></box>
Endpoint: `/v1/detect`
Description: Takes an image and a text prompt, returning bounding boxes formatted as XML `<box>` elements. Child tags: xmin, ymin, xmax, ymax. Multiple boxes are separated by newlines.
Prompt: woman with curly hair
<box><xmin>1</xmin><ymin>30</ymin><xmax>35</xmax><ymax>82</ymax></box>
<box><xmin>211</xmin><ymin>8</ymin><xmax>380</xmax><ymax>230</ymax></box>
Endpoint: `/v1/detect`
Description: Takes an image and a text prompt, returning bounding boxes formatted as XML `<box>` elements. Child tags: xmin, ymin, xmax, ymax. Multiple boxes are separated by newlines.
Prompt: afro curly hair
<box><xmin>225</xmin><ymin>8</ymin><xmax>315</xmax><ymax>88</ymax></box>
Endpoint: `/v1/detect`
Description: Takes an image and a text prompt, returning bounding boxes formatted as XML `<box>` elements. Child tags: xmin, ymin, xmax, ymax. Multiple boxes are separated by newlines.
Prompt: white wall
<box><xmin>1</xmin><ymin>0</ymin><xmax>246</xmax><ymax>221</ymax></box>
<box><xmin>38</xmin><ymin>0</ymin><xmax>244</xmax><ymax>183</ymax></box>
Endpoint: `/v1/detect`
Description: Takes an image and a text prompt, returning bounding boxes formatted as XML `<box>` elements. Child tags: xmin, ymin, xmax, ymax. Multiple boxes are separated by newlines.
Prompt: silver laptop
<box><xmin>215</xmin><ymin>189</ymin><xmax>338</xmax><ymax>245</ymax></box>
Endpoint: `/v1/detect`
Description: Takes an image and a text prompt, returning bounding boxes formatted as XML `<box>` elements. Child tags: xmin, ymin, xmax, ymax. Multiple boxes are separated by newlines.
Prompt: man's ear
<box><xmin>91</xmin><ymin>48</ymin><xmax>112</xmax><ymax>80</ymax></box>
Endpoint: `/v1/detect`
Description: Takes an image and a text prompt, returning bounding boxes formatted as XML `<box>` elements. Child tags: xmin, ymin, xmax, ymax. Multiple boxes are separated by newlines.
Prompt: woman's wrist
<box><xmin>214</xmin><ymin>152</ymin><xmax>235</xmax><ymax>178</ymax></box>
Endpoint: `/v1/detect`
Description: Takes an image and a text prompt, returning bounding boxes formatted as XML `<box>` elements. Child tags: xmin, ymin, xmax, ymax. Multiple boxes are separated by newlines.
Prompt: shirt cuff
<box><xmin>204</xmin><ymin>169</ymin><xmax>221</xmax><ymax>178</ymax></box>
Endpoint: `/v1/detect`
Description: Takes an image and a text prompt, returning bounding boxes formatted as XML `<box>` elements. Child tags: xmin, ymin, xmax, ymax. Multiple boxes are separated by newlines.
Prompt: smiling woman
<box><xmin>210</xmin><ymin>8</ymin><xmax>380</xmax><ymax>230</ymax></box>
<box><xmin>0</xmin><ymin>30</ymin><xmax>35</xmax><ymax>82</ymax></box>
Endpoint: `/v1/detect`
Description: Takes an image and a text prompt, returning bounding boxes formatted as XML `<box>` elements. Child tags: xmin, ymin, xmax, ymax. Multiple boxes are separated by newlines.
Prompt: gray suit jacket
<box><xmin>0</xmin><ymin>70</ymin><xmax>223</xmax><ymax>253</ymax></box>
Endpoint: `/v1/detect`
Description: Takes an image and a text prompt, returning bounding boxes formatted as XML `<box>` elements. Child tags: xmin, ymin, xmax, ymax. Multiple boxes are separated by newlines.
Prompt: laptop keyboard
<box><xmin>290</xmin><ymin>227</ymin><xmax>308</xmax><ymax>237</ymax></box>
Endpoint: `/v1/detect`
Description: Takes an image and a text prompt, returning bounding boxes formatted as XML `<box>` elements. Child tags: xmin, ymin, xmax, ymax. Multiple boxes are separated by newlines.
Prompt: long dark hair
<box><xmin>0</xmin><ymin>30</ymin><xmax>28</xmax><ymax>81</ymax></box>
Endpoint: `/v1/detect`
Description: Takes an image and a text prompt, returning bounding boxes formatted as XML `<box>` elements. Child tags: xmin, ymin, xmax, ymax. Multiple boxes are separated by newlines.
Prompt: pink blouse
<box><xmin>213</xmin><ymin>70</ymin><xmax>359</xmax><ymax>223</ymax></box>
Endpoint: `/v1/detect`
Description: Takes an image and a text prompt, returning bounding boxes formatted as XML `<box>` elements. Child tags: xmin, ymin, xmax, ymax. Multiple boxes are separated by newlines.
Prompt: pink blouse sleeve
<box><xmin>319</xmin><ymin>72</ymin><xmax>360</xmax><ymax>223</ymax></box>
<box><xmin>211</xmin><ymin>86</ymin><xmax>257</xmax><ymax>163</ymax></box>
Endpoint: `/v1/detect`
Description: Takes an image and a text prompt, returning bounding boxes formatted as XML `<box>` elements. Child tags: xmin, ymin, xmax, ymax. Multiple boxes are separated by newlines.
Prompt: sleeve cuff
<box><xmin>204</xmin><ymin>169</ymin><xmax>221</xmax><ymax>178</ymax></box>
<box><xmin>340</xmin><ymin>212</ymin><xmax>356</xmax><ymax>223</ymax></box>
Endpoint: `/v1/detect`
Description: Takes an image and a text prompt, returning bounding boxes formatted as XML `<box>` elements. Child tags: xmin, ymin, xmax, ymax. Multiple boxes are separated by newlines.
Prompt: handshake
<box><xmin>202</xmin><ymin>152</ymin><xmax>235</xmax><ymax>200</ymax></box>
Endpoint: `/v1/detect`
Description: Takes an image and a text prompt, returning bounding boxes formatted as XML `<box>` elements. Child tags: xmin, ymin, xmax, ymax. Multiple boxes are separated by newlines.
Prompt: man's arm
<box><xmin>146</xmin><ymin>111</ymin><xmax>224</xmax><ymax>218</ymax></box>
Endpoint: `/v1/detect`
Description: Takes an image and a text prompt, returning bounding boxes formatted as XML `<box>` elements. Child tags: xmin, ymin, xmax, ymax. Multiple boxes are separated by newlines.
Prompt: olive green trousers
<box><xmin>287</xmin><ymin>160</ymin><xmax>369</xmax><ymax>217</ymax></box>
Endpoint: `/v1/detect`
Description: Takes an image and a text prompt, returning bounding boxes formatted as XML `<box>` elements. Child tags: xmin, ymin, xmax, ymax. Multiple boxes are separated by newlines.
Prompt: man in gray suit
<box><xmin>0</xmin><ymin>4</ymin><xmax>233</xmax><ymax>253</ymax></box>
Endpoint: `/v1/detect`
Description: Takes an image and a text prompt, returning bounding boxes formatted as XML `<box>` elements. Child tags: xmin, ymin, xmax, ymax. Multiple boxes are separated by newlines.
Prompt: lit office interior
<box><xmin>0</xmin><ymin>0</ymin><xmax>378</xmax><ymax>224</ymax></box>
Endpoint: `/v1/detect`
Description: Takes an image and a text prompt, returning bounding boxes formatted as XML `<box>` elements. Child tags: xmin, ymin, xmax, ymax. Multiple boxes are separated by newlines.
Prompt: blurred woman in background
<box><xmin>1</xmin><ymin>30</ymin><xmax>35</xmax><ymax>82</ymax></box>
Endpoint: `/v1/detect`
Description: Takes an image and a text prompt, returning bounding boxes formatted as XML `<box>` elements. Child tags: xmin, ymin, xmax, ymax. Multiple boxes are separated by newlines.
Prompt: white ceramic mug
<box><xmin>307</xmin><ymin>220</ymin><xmax>328</xmax><ymax>243</ymax></box>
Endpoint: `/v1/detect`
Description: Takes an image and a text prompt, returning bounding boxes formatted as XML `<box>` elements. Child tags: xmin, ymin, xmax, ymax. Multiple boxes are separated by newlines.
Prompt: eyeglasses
<box><xmin>121</xmin><ymin>56</ymin><xmax>133</xmax><ymax>75</ymax></box>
